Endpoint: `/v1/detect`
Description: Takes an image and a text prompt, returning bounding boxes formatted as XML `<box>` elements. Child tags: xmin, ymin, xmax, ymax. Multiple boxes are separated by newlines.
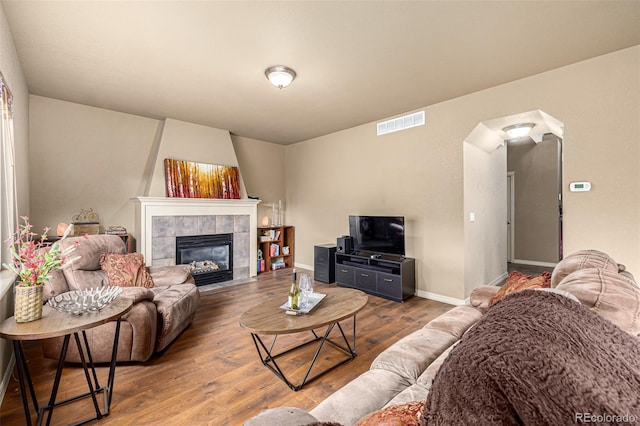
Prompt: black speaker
<box><xmin>336</xmin><ymin>236</ymin><xmax>353</xmax><ymax>254</ymax></box>
<box><xmin>314</xmin><ymin>244</ymin><xmax>336</xmax><ymax>283</ymax></box>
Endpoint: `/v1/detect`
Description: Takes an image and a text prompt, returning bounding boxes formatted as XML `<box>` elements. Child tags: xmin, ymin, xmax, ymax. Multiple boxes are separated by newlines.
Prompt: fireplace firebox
<box><xmin>176</xmin><ymin>234</ymin><xmax>233</xmax><ymax>286</ymax></box>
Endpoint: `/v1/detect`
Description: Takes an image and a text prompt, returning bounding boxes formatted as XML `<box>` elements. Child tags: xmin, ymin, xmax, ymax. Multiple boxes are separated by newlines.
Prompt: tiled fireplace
<box><xmin>133</xmin><ymin>197</ymin><xmax>261</xmax><ymax>281</ymax></box>
<box><xmin>176</xmin><ymin>233</ymin><xmax>234</xmax><ymax>285</ymax></box>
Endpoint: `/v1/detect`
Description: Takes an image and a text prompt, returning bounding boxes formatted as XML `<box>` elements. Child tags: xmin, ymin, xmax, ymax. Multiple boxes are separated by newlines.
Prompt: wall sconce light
<box><xmin>265</xmin><ymin>65</ymin><xmax>296</xmax><ymax>89</ymax></box>
<box><xmin>503</xmin><ymin>123</ymin><xmax>535</xmax><ymax>138</ymax></box>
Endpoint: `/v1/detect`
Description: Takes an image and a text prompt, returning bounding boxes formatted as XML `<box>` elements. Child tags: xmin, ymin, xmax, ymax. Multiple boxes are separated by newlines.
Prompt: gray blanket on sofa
<box><xmin>423</xmin><ymin>290</ymin><xmax>640</xmax><ymax>426</ymax></box>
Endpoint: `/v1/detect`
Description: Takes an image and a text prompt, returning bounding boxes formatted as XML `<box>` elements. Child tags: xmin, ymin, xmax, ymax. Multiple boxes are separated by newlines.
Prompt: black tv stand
<box><xmin>335</xmin><ymin>252</ymin><xmax>415</xmax><ymax>302</ymax></box>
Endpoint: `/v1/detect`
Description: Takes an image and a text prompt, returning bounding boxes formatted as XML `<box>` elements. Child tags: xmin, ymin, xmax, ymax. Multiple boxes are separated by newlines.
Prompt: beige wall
<box><xmin>285</xmin><ymin>108</ymin><xmax>467</xmax><ymax>299</ymax></box>
<box><xmin>27</xmin><ymin>102</ymin><xmax>262</xmax><ymax>279</ymax></box>
<box><xmin>29</xmin><ymin>96</ymin><xmax>161</xmax><ymax>234</ymax></box>
<box><xmin>508</xmin><ymin>136</ymin><xmax>560</xmax><ymax>264</ymax></box>
<box><xmin>559</xmin><ymin>48</ymin><xmax>639</xmax><ymax>269</ymax></box>
<box><xmin>0</xmin><ymin>0</ymin><xmax>30</xmax><ymax>401</ymax></box>
<box><xmin>286</xmin><ymin>46</ymin><xmax>640</xmax><ymax>301</ymax></box>
<box><xmin>231</xmin><ymin>135</ymin><xmax>286</xmax><ymax>225</ymax></box>
<box><xmin>463</xmin><ymin>142</ymin><xmax>507</xmax><ymax>296</ymax></box>
<box><xmin>28</xmin><ymin>102</ymin><xmax>250</xmax><ymax>239</ymax></box>
<box><xmin>147</xmin><ymin>118</ymin><xmax>247</xmax><ymax>198</ymax></box>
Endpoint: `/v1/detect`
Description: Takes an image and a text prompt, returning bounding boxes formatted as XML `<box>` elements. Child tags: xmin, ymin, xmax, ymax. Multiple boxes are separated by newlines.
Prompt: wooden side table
<box><xmin>0</xmin><ymin>297</ymin><xmax>133</xmax><ymax>426</ymax></box>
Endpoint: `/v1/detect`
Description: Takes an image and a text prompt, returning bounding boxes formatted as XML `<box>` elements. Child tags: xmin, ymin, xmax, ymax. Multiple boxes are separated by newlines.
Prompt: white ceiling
<box><xmin>2</xmin><ymin>1</ymin><xmax>639</xmax><ymax>145</ymax></box>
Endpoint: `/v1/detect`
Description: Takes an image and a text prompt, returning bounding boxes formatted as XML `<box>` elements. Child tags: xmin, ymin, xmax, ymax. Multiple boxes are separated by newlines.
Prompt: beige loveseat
<box><xmin>42</xmin><ymin>235</ymin><xmax>200</xmax><ymax>363</ymax></box>
<box><xmin>245</xmin><ymin>249</ymin><xmax>640</xmax><ymax>425</ymax></box>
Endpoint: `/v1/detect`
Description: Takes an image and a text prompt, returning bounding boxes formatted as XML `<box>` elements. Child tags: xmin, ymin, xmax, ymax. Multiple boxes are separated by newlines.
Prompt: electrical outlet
<box><xmin>469</xmin><ymin>212</ymin><xmax>476</xmax><ymax>222</ymax></box>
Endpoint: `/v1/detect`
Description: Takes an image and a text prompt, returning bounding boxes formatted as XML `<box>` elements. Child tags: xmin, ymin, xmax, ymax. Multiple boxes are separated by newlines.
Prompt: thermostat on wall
<box><xmin>569</xmin><ymin>181</ymin><xmax>591</xmax><ymax>192</ymax></box>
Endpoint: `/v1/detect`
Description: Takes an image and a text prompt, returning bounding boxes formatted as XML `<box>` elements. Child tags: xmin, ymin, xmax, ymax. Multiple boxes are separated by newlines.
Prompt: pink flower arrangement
<box><xmin>3</xmin><ymin>216</ymin><xmax>82</xmax><ymax>287</ymax></box>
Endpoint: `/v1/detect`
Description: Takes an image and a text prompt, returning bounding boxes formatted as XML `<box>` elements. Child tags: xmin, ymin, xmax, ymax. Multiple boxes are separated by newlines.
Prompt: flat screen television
<box><xmin>348</xmin><ymin>215</ymin><xmax>405</xmax><ymax>256</ymax></box>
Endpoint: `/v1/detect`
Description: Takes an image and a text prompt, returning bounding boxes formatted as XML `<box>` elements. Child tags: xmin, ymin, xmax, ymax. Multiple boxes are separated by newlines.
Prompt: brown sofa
<box><xmin>245</xmin><ymin>249</ymin><xmax>640</xmax><ymax>425</ymax></box>
<box><xmin>42</xmin><ymin>235</ymin><xmax>200</xmax><ymax>363</ymax></box>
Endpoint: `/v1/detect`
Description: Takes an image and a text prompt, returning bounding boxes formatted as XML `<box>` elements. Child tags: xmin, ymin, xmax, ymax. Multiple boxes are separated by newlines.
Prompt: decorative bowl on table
<box><xmin>48</xmin><ymin>286</ymin><xmax>123</xmax><ymax>315</ymax></box>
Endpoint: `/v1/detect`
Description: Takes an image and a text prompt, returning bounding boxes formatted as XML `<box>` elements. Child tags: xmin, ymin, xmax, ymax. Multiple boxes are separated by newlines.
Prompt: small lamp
<box><xmin>265</xmin><ymin>65</ymin><xmax>296</xmax><ymax>89</ymax></box>
<box><xmin>503</xmin><ymin>123</ymin><xmax>535</xmax><ymax>138</ymax></box>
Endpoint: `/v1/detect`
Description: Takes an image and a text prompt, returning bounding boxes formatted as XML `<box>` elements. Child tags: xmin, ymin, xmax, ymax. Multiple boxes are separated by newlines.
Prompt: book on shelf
<box><xmin>271</xmin><ymin>260</ymin><xmax>286</xmax><ymax>270</ymax></box>
<box><xmin>260</xmin><ymin>229</ymin><xmax>281</xmax><ymax>241</ymax></box>
<box><xmin>269</xmin><ymin>243</ymin><xmax>280</xmax><ymax>257</ymax></box>
<box><xmin>104</xmin><ymin>226</ymin><xmax>127</xmax><ymax>235</ymax></box>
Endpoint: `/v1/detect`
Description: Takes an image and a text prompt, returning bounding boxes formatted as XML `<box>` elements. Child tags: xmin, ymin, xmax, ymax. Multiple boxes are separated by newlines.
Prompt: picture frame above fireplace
<box><xmin>164</xmin><ymin>158</ymin><xmax>241</xmax><ymax>199</ymax></box>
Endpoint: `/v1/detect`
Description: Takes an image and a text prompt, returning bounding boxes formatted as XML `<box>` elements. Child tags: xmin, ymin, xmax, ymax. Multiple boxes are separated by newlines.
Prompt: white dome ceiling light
<box><xmin>265</xmin><ymin>65</ymin><xmax>297</xmax><ymax>89</ymax></box>
<box><xmin>503</xmin><ymin>123</ymin><xmax>535</xmax><ymax>138</ymax></box>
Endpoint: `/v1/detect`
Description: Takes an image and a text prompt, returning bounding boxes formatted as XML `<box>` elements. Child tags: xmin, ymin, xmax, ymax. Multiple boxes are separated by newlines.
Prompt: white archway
<box><xmin>462</xmin><ymin>110</ymin><xmax>564</xmax><ymax>295</ymax></box>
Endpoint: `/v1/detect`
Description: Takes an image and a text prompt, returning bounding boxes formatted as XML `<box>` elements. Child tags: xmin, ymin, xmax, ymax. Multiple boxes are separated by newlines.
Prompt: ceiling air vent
<box><xmin>377</xmin><ymin>111</ymin><xmax>425</xmax><ymax>136</ymax></box>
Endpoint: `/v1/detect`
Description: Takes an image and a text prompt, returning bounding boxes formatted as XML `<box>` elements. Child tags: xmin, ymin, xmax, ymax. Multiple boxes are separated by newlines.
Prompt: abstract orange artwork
<box><xmin>164</xmin><ymin>158</ymin><xmax>241</xmax><ymax>199</ymax></box>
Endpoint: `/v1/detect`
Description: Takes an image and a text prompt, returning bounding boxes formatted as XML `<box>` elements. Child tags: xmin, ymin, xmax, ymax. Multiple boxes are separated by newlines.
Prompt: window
<box><xmin>1</xmin><ymin>72</ymin><xmax>17</xmax><ymax>267</ymax></box>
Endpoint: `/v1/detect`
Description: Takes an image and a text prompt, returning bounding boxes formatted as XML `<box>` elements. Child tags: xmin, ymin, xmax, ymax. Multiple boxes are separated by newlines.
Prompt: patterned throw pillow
<box><xmin>488</xmin><ymin>271</ymin><xmax>551</xmax><ymax>307</ymax></box>
<box><xmin>356</xmin><ymin>400</ymin><xmax>425</xmax><ymax>426</ymax></box>
<box><xmin>99</xmin><ymin>252</ymin><xmax>155</xmax><ymax>288</ymax></box>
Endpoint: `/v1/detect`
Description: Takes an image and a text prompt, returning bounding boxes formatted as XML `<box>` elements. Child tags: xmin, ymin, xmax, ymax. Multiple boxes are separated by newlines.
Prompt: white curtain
<box><xmin>0</xmin><ymin>72</ymin><xmax>18</xmax><ymax>266</ymax></box>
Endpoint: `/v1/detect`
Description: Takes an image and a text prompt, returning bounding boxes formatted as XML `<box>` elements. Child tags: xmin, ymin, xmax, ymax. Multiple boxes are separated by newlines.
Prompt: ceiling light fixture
<box><xmin>265</xmin><ymin>65</ymin><xmax>296</xmax><ymax>89</ymax></box>
<box><xmin>503</xmin><ymin>123</ymin><xmax>535</xmax><ymax>138</ymax></box>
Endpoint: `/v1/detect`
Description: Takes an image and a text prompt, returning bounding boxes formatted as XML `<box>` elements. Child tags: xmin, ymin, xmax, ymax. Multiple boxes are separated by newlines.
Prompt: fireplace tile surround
<box><xmin>152</xmin><ymin>214</ymin><xmax>249</xmax><ymax>275</ymax></box>
<box><xmin>133</xmin><ymin>197</ymin><xmax>260</xmax><ymax>281</ymax></box>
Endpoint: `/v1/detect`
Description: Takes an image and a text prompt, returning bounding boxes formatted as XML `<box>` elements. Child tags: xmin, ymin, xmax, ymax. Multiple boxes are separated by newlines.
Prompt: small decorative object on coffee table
<box><xmin>298</xmin><ymin>272</ymin><xmax>314</xmax><ymax>308</ymax></box>
<box><xmin>287</xmin><ymin>269</ymin><xmax>300</xmax><ymax>310</ymax></box>
<box><xmin>279</xmin><ymin>292</ymin><xmax>325</xmax><ymax>315</ymax></box>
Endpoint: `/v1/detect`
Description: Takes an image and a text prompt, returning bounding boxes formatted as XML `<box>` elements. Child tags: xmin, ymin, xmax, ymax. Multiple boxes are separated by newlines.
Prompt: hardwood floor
<box><xmin>0</xmin><ymin>269</ymin><xmax>453</xmax><ymax>425</ymax></box>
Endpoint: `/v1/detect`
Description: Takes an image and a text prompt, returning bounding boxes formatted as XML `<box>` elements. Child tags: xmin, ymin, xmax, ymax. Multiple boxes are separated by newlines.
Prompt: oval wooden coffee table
<box><xmin>240</xmin><ymin>286</ymin><xmax>368</xmax><ymax>391</ymax></box>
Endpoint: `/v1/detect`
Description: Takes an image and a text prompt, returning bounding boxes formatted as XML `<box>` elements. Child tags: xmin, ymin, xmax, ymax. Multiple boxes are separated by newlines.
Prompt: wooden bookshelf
<box><xmin>257</xmin><ymin>226</ymin><xmax>295</xmax><ymax>273</ymax></box>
